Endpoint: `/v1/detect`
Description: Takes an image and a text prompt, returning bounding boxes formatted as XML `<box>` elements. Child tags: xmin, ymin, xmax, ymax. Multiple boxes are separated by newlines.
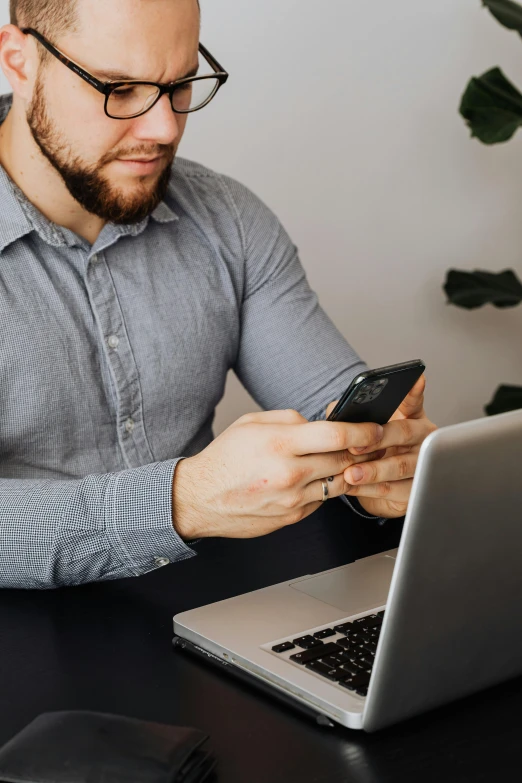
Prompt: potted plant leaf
<box><xmin>443</xmin><ymin>0</ymin><xmax>522</xmax><ymax>415</ymax></box>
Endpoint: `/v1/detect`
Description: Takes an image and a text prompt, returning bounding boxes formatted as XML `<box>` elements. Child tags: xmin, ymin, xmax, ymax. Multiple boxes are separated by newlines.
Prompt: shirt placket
<box><xmin>86</xmin><ymin>250</ymin><xmax>155</xmax><ymax>469</ymax></box>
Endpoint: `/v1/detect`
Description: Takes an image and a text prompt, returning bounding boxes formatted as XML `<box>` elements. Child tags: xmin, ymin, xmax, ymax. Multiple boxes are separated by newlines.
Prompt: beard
<box><xmin>26</xmin><ymin>73</ymin><xmax>176</xmax><ymax>225</ymax></box>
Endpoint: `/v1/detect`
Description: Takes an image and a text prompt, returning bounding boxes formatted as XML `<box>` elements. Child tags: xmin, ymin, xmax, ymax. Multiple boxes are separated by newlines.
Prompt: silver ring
<box><xmin>321</xmin><ymin>479</ymin><xmax>329</xmax><ymax>502</ymax></box>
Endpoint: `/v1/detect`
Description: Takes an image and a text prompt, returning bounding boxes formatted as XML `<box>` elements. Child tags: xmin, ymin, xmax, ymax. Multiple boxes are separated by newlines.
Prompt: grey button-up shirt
<box><xmin>0</xmin><ymin>92</ymin><xmax>375</xmax><ymax>590</ymax></box>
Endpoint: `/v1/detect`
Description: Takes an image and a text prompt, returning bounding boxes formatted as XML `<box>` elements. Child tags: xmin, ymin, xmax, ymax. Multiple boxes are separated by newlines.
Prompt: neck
<box><xmin>0</xmin><ymin>103</ymin><xmax>105</xmax><ymax>245</ymax></box>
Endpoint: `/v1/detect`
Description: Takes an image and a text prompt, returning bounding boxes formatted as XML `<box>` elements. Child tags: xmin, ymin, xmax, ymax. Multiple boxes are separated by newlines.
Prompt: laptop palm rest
<box><xmin>289</xmin><ymin>553</ymin><xmax>397</xmax><ymax>615</ymax></box>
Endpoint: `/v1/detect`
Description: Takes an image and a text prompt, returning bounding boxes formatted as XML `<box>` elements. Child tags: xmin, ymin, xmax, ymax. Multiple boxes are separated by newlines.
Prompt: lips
<box><xmin>118</xmin><ymin>156</ymin><xmax>162</xmax><ymax>162</ymax></box>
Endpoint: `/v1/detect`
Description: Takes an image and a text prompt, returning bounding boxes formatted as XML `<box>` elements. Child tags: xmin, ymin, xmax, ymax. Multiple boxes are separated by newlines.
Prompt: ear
<box><xmin>0</xmin><ymin>25</ymin><xmax>38</xmax><ymax>101</ymax></box>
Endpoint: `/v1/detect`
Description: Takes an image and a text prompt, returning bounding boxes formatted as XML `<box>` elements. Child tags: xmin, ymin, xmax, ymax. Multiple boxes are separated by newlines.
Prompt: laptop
<box><xmin>173</xmin><ymin>408</ymin><xmax>522</xmax><ymax>731</ymax></box>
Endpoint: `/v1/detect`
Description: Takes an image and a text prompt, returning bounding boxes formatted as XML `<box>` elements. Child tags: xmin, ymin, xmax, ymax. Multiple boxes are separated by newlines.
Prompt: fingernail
<box><xmin>350</xmin><ymin>467</ymin><xmax>364</xmax><ymax>482</ymax></box>
<box><xmin>354</xmin><ymin>446</ymin><xmax>367</xmax><ymax>454</ymax></box>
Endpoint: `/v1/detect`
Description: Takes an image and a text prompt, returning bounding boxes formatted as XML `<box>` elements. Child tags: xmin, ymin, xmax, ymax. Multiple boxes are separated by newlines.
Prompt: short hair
<box><xmin>10</xmin><ymin>0</ymin><xmax>200</xmax><ymax>38</ymax></box>
<box><xmin>10</xmin><ymin>1</ymin><xmax>79</xmax><ymax>41</ymax></box>
<box><xmin>10</xmin><ymin>0</ymin><xmax>200</xmax><ymax>67</ymax></box>
<box><xmin>10</xmin><ymin>0</ymin><xmax>78</xmax><ymax>66</ymax></box>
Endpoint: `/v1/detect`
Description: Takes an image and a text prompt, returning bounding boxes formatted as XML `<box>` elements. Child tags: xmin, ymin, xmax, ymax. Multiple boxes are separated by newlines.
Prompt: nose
<box><xmin>131</xmin><ymin>92</ymin><xmax>180</xmax><ymax>146</ymax></box>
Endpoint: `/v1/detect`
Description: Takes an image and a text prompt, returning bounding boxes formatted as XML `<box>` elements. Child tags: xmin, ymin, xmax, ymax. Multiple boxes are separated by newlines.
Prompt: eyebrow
<box><xmin>92</xmin><ymin>62</ymin><xmax>200</xmax><ymax>83</ymax></box>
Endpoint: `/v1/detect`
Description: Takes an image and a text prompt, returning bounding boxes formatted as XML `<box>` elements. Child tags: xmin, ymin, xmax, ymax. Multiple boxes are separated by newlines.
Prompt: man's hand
<box><xmin>172</xmin><ymin>409</ymin><xmax>388</xmax><ymax>541</ymax></box>
<box><xmin>326</xmin><ymin>375</ymin><xmax>437</xmax><ymax>519</ymax></box>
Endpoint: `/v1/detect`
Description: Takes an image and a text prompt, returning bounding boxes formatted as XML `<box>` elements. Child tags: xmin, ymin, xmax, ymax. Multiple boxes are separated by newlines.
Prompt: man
<box><xmin>0</xmin><ymin>0</ymin><xmax>436</xmax><ymax>590</ymax></box>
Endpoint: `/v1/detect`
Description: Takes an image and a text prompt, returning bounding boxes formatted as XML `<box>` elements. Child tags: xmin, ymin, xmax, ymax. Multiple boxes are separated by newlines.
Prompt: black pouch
<box><xmin>0</xmin><ymin>711</ymin><xmax>215</xmax><ymax>783</ymax></box>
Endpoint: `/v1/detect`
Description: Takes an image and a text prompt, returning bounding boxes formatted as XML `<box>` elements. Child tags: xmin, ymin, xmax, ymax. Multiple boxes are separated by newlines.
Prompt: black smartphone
<box><xmin>327</xmin><ymin>360</ymin><xmax>426</xmax><ymax>425</ymax></box>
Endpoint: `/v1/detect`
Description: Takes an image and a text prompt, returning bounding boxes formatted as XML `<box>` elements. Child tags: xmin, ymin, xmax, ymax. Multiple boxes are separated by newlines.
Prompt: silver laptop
<box><xmin>173</xmin><ymin>408</ymin><xmax>522</xmax><ymax>731</ymax></box>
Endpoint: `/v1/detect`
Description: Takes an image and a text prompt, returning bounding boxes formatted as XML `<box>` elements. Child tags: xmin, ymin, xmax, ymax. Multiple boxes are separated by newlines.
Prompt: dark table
<box><xmin>2</xmin><ymin>501</ymin><xmax>521</xmax><ymax>783</ymax></box>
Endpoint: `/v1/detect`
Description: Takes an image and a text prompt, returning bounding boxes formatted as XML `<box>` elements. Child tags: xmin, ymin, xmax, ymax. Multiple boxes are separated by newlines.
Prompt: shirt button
<box><xmin>124</xmin><ymin>418</ymin><xmax>135</xmax><ymax>434</ymax></box>
<box><xmin>91</xmin><ymin>254</ymin><xmax>100</xmax><ymax>264</ymax></box>
<box><xmin>107</xmin><ymin>334</ymin><xmax>120</xmax><ymax>350</ymax></box>
<box><xmin>154</xmin><ymin>557</ymin><xmax>170</xmax><ymax>567</ymax></box>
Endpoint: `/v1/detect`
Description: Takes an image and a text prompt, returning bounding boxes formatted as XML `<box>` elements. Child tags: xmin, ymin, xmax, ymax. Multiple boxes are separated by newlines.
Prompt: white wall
<box><xmin>1</xmin><ymin>1</ymin><xmax>522</xmax><ymax>433</ymax></box>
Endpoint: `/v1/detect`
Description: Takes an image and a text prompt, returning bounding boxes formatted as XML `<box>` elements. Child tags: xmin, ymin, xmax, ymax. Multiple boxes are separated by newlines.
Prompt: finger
<box><xmin>349</xmin><ymin>416</ymin><xmax>430</xmax><ymax>455</ymax></box>
<box><xmin>391</xmin><ymin>374</ymin><xmax>426</xmax><ymax>421</ymax></box>
<box><xmin>301</xmin><ymin>449</ymin><xmax>387</xmax><ymax>483</ymax></box>
<box><xmin>236</xmin><ymin>409</ymin><xmax>308</xmax><ymax>426</ymax></box>
<box><xmin>345</xmin><ymin>478</ymin><xmax>413</xmax><ymax>502</ymax></box>
<box><xmin>290</xmin><ymin>420</ymin><xmax>384</xmax><ymax>456</ymax></box>
<box><xmin>302</xmin><ymin>473</ymin><xmax>354</xmax><ymax>505</ymax></box>
<box><xmin>386</xmin><ymin>445</ymin><xmax>413</xmax><ymax>456</ymax></box>
<box><xmin>325</xmin><ymin>400</ymin><xmax>339</xmax><ymax>419</ymax></box>
<box><xmin>344</xmin><ymin>452</ymin><xmax>418</xmax><ymax>486</ymax></box>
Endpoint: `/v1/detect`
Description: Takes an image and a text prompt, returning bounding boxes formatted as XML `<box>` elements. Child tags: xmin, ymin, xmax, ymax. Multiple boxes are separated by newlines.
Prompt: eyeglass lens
<box><xmin>105</xmin><ymin>46</ymin><xmax>222</xmax><ymax>119</ymax></box>
<box><xmin>106</xmin><ymin>76</ymin><xmax>220</xmax><ymax>118</ymax></box>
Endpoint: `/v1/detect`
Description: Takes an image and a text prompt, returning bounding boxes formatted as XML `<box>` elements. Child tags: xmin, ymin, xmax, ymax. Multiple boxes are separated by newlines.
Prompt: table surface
<box><xmin>2</xmin><ymin>501</ymin><xmax>521</xmax><ymax>783</ymax></box>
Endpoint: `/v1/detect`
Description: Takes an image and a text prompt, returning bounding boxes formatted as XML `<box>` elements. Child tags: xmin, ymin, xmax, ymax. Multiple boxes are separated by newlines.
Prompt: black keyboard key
<box><xmin>345</xmin><ymin>630</ymin><xmax>370</xmax><ymax>642</ymax></box>
<box><xmin>341</xmin><ymin>662</ymin><xmax>362</xmax><ymax>676</ymax></box>
<box><xmin>351</xmin><ymin>643</ymin><xmax>370</xmax><ymax>655</ymax></box>
<box><xmin>293</xmin><ymin>635</ymin><xmax>323</xmax><ymax>649</ymax></box>
<box><xmin>332</xmin><ymin>622</ymin><xmax>354</xmax><ymax>634</ymax></box>
<box><xmin>272</xmin><ymin>641</ymin><xmax>295</xmax><ymax>653</ymax></box>
<box><xmin>346</xmin><ymin>632</ymin><xmax>369</xmax><ymax>644</ymax></box>
<box><xmin>354</xmin><ymin>615</ymin><xmax>382</xmax><ymax>631</ymax></box>
<box><xmin>358</xmin><ymin>655</ymin><xmax>375</xmax><ymax>668</ymax></box>
<box><xmin>377</xmin><ymin>610</ymin><xmax>385</xmax><ymax>617</ymax></box>
<box><xmin>339</xmin><ymin>640</ymin><xmax>365</xmax><ymax>655</ymax></box>
<box><xmin>313</xmin><ymin>628</ymin><xmax>336</xmax><ymax>639</ymax></box>
<box><xmin>358</xmin><ymin>633</ymin><xmax>373</xmax><ymax>645</ymax></box>
<box><xmin>351</xmin><ymin>671</ymin><xmax>371</xmax><ymax>687</ymax></box>
<box><xmin>306</xmin><ymin>660</ymin><xmax>335</xmax><ymax>676</ymax></box>
<box><xmin>356</xmin><ymin>687</ymin><xmax>369</xmax><ymax>697</ymax></box>
<box><xmin>336</xmin><ymin>651</ymin><xmax>358</xmax><ymax>665</ymax></box>
<box><xmin>321</xmin><ymin>651</ymin><xmax>354</xmax><ymax>667</ymax></box>
<box><xmin>289</xmin><ymin>642</ymin><xmax>343</xmax><ymax>665</ymax></box>
<box><xmin>338</xmin><ymin>644</ymin><xmax>366</xmax><ymax>662</ymax></box>
<box><xmin>337</xmin><ymin>637</ymin><xmax>355</xmax><ymax>650</ymax></box>
<box><xmin>321</xmin><ymin>654</ymin><xmax>342</xmax><ymax>667</ymax></box>
<box><xmin>339</xmin><ymin>672</ymin><xmax>371</xmax><ymax>691</ymax></box>
<box><xmin>325</xmin><ymin>667</ymin><xmax>351</xmax><ymax>681</ymax></box>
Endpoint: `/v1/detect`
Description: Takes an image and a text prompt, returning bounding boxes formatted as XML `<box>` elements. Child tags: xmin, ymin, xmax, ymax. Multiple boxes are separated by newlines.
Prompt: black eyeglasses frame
<box><xmin>21</xmin><ymin>27</ymin><xmax>229</xmax><ymax>119</ymax></box>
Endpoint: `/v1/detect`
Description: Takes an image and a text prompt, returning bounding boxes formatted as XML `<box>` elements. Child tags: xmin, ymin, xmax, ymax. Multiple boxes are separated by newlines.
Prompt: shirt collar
<box><xmin>0</xmin><ymin>92</ymin><xmax>179</xmax><ymax>256</ymax></box>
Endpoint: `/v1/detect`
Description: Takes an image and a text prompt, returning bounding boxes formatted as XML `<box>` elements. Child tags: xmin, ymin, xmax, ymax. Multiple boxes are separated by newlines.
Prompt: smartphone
<box><xmin>327</xmin><ymin>360</ymin><xmax>426</xmax><ymax>425</ymax></box>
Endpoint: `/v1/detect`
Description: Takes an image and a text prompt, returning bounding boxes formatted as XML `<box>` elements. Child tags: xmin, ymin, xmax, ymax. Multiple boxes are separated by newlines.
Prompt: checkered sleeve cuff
<box><xmin>105</xmin><ymin>458</ymin><xmax>197</xmax><ymax>576</ymax></box>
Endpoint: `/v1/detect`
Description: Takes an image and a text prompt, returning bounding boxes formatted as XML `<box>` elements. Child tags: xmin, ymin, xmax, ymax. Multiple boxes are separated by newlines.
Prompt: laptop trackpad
<box><xmin>289</xmin><ymin>554</ymin><xmax>396</xmax><ymax>615</ymax></box>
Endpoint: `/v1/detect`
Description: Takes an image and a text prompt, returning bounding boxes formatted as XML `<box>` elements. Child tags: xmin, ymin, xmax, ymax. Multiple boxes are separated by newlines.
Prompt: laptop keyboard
<box><xmin>267</xmin><ymin>610</ymin><xmax>385</xmax><ymax>697</ymax></box>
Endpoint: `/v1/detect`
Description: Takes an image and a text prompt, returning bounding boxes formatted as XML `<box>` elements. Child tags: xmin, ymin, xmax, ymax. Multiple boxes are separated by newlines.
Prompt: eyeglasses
<box><xmin>21</xmin><ymin>28</ymin><xmax>229</xmax><ymax>120</ymax></box>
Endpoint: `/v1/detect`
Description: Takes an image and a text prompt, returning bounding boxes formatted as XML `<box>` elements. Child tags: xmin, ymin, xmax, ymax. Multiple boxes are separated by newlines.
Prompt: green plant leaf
<box><xmin>460</xmin><ymin>67</ymin><xmax>522</xmax><ymax>143</ymax></box>
<box><xmin>485</xmin><ymin>384</ymin><xmax>522</xmax><ymax>415</ymax></box>
<box><xmin>483</xmin><ymin>0</ymin><xmax>522</xmax><ymax>36</ymax></box>
<box><xmin>443</xmin><ymin>269</ymin><xmax>522</xmax><ymax>309</ymax></box>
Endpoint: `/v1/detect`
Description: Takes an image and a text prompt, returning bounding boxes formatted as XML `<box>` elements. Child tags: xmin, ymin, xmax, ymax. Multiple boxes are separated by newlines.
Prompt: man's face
<box><xmin>26</xmin><ymin>0</ymin><xmax>200</xmax><ymax>224</ymax></box>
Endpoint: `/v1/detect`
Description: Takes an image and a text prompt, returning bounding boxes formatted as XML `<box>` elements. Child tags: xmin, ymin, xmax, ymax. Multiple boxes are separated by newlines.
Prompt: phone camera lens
<box><xmin>354</xmin><ymin>378</ymin><xmax>388</xmax><ymax>405</ymax></box>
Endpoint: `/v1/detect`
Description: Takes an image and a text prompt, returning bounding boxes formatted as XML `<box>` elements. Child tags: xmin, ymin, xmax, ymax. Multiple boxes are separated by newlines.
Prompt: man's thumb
<box><xmin>325</xmin><ymin>400</ymin><xmax>339</xmax><ymax>419</ymax></box>
<box><xmin>396</xmin><ymin>375</ymin><xmax>426</xmax><ymax>419</ymax></box>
